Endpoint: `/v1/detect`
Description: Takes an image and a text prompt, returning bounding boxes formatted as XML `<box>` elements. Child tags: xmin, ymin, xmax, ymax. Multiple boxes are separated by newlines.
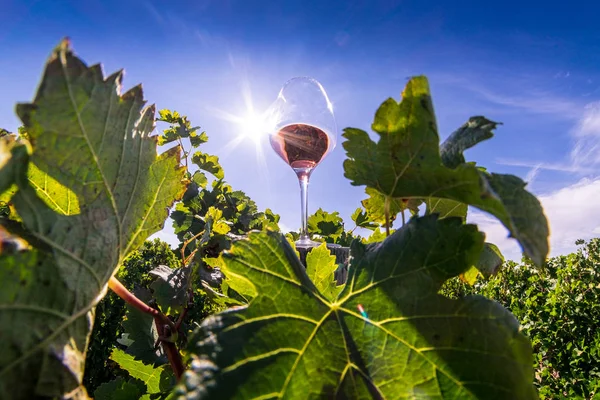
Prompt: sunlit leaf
<box><xmin>343</xmin><ymin>76</ymin><xmax>548</xmax><ymax>265</ymax></box>
<box><xmin>305</xmin><ymin>243</ymin><xmax>342</xmax><ymax>301</ymax></box>
<box><xmin>175</xmin><ymin>218</ymin><xmax>536</xmax><ymax>399</ymax></box>
<box><xmin>0</xmin><ymin>41</ymin><xmax>186</xmax><ymax>398</ymax></box>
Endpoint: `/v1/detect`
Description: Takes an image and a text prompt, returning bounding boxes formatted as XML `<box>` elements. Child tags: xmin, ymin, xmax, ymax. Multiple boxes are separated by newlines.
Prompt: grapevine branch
<box><xmin>384</xmin><ymin>196</ymin><xmax>391</xmax><ymax>236</ymax></box>
<box><xmin>108</xmin><ymin>277</ymin><xmax>184</xmax><ymax>379</ymax></box>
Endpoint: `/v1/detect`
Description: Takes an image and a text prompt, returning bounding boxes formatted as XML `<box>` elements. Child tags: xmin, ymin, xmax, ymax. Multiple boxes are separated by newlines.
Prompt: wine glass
<box><xmin>267</xmin><ymin>77</ymin><xmax>337</xmax><ymax>248</ymax></box>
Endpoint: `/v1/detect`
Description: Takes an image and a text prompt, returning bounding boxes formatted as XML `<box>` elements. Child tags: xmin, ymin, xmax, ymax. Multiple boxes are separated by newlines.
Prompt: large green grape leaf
<box><xmin>342</xmin><ymin>76</ymin><xmax>549</xmax><ymax>265</ymax></box>
<box><xmin>424</xmin><ymin>196</ymin><xmax>503</xmax><ymax>284</ymax></box>
<box><xmin>174</xmin><ymin>216</ymin><xmax>536</xmax><ymax>399</ymax></box>
<box><xmin>0</xmin><ymin>41</ymin><xmax>186</xmax><ymax>399</ymax></box>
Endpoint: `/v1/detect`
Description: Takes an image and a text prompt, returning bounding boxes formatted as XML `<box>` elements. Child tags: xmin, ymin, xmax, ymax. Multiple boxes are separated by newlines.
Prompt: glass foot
<box><xmin>294</xmin><ymin>237</ymin><xmax>322</xmax><ymax>249</ymax></box>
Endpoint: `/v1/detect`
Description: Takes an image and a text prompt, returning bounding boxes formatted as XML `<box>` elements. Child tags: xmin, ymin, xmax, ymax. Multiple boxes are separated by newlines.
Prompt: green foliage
<box><xmin>441</xmin><ymin>239</ymin><xmax>600</xmax><ymax>399</ymax></box>
<box><xmin>150</xmin><ymin>265</ymin><xmax>191</xmax><ymax>315</ymax></box>
<box><xmin>109</xmin><ymin>348</ymin><xmax>173</xmax><ymax>394</ymax></box>
<box><xmin>94</xmin><ymin>377</ymin><xmax>143</xmax><ymax>400</ymax></box>
<box><xmin>84</xmin><ymin>239</ymin><xmax>181</xmax><ymax>391</ymax></box>
<box><xmin>342</xmin><ymin>76</ymin><xmax>548</xmax><ymax>264</ymax></box>
<box><xmin>0</xmin><ymin>40</ymin><xmax>186</xmax><ymax>399</ymax></box>
<box><xmin>307</xmin><ymin>208</ymin><xmax>344</xmax><ymax>241</ymax></box>
<box><xmin>350</xmin><ymin>207</ymin><xmax>378</xmax><ymax>230</ymax></box>
<box><xmin>305</xmin><ymin>243</ymin><xmax>342</xmax><ymax>301</ymax></box>
<box><xmin>361</xmin><ymin>187</ymin><xmax>421</xmax><ymax>227</ymax></box>
<box><xmin>176</xmin><ymin>218</ymin><xmax>537</xmax><ymax>399</ymax></box>
<box><xmin>0</xmin><ymin>45</ymin><xmax>563</xmax><ymax>400</ymax></box>
<box><xmin>191</xmin><ymin>152</ymin><xmax>224</xmax><ymax>180</ymax></box>
<box><xmin>157</xmin><ymin>109</ymin><xmax>207</xmax><ymax>147</ymax></box>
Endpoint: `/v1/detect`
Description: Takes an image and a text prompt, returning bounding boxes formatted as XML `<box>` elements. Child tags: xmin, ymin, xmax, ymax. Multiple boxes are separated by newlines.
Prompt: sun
<box><xmin>239</xmin><ymin>111</ymin><xmax>273</xmax><ymax>144</ymax></box>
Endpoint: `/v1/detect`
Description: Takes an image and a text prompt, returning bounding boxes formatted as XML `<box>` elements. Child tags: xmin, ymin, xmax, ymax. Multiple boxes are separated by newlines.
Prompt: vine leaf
<box><xmin>0</xmin><ymin>40</ymin><xmax>186</xmax><ymax>398</ymax></box>
<box><xmin>175</xmin><ymin>217</ymin><xmax>536</xmax><ymax>399</ymax></box>
<box><xmin>440</xmin><ymin>116</ymin><xmax>499</xmax><ymax>169</ymax></box>
<box><xmin>363</xmin><ymin>227</ymin><xmax>390</xmax><ymax>243</ymax></box>
<box><xmin>157</xmin><ymin>109</ymin><xmax>207</xmax><ymax>147</ymax></box>
<box><xmin>110</xmin><ymin>349</ymin><xmax>172</xmax><ymax>394</ymax></box>
<box><xmin>305</xmin><ymin>243</ymin><xmax>342</xmax><ymax>301</ymax></box>
<box><xmin>424</xmin><ymin>196</ymin><xmax>504</xmax><ymax>283</ymax></box>
<box><xmin>93</xmin><ymin>377</ymin><xmax>142</xmax><ymax>400</ymax></box>
<box><xmin>150</xmin><ymin>265</ymin><xmax>191</xmax><ymax>315</ymax></box>
<box><xmin>425</xmin><ymin>197</ymin><xmax>467</xmax><ymax>221</ymax></box>
<box><xmin>192</xmin><ymin>152</ymin><xmax>224</xmax><ymax>179</ymax></box>
<box><xmin>307</xmin><ymin>208</ymin><xmax>344</xmax><ymax>241</ymax></box>
<box><xmin>118</xmin><ymin>304</ymin><xmax>163</xmax><ymax>365</ymax></box>
<box><xmin>342</xmin><ymin>76</ymin><xmax>549</xmax><ymax>265</ymax></box>
<box><xmin>362</xmin><ymin>187</ymin><xmax>421</xmax><ymax>227</ymax></box>
<box><xmin>350</xmin><ymin>207</ymin><xmax>378</xmax><ymax>231</ymax></box>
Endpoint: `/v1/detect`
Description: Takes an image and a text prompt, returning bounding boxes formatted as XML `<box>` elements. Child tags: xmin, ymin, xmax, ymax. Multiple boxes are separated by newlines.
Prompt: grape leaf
<box><xmin>425</xmin><ymin>198</ymin><xmax>467</xmax><ymax>221</ymax></box>
<box><xmin>424</xmin><ymin>197</ymin><xmax>503</xmax><ymax>283</ymax></box>
<box><xmin>440</xmin><ymin>116</ymin><xmax>499</xmax><ymax>169</ymax></box>
<box><xmin>476</xmin><ymin>242</ymin><xmax>504</xmax><ymax>277</ymax></box>
<box><xmin>118</xmin><ymin>304</ymin><xmax>163</xmax><ymax>364</ymax></box>
<box><xmin>94</xmin><ymin>377</ymin><xmax>142</xmax><ymax>400</ymax></box>
<box><xmin>307</xmin><ymin>208</ymin><xmax>344</xmax><ymax>241</ymax></box>
<box><xmin>110</xmin><ymin>349</ymin><xmax>172</xmax><ymax>394</ymax></box>
<box><xmin>192</xmin><ymin>152</ymin><xmax>224</xmax><ymax>179</ymax></box>
<box><xmin>305</xmin><ymin>243</ymin><xmax>342</xmax><ymax>301</ymax></box>
<box><xmin>0</xmin><ymin>41</ymin><xmax>186</xmax><ymax>398</ymax></box>
<box><xmin>459</xmin><ymin>242</ymin><xmax>505</xmax><ymax>286</ymax></box>
<box><xmin>363</xmin><ymin>227</ymin><xmax>390</xmax><ymax>243</ymax></box>
<box><xmin>150</xmin><ymin>265</ymin><xmax>191</xmax><ymax>315</ymax></box>
<box><xmin>157</xmin><ymin>109</ymin><xmax>207</xmax><ymax>147</ymax></box>
<box><xmin>361</xmin><ymin>187</ymin><xmax>421</xmax><ymax>227</ymax></box>
<box><xmin>175</xmin><ymin>217</ymin><xmax>536</xmax><ymax>399</ymax></box>
<box><xmin>342</xmin><ymin>76</ymin><xmax>548</xmax><ymax>265</ymax></box>
<box><xmin>350</xmin><ymin>207</ymin><xmax>378</xmax><ymax>231</ymax></box>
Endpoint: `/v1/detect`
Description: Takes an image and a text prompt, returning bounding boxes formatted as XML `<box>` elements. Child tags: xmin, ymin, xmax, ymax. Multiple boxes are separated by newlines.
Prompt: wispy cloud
<box><xmin>438</xmin><ymin>74</ymin><xmax>583</xmax><ymax>118</ymax></box>
<box><xmin>468</xmin><ymin>85</ymin><xmax>581</xmax><ymax>118</ymax></box>
<box><xmin>496</xmin><ymin>100</ymin><xmax>600</xmax><ymax>176</ymax></box>
<box><xmin>570</xmin><ymin>101</ymin><xmax>600</xmax><ymax>167</ymax></box>
<box><xmin>524</xmin><ymin>164</ymin><xmax>541</xmax><ymax>187</ymax></box>
<box><xmin>495</xmin><ymin>158</ymin><xmax>598</xmax><ymax>174</ymax></box>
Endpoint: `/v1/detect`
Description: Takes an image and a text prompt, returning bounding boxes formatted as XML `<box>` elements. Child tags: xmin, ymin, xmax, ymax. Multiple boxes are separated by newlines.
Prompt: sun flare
<box><xmin>239</xmin><ymin>111</ymin><xmax>273</xmax><ymax>143</ymax></box>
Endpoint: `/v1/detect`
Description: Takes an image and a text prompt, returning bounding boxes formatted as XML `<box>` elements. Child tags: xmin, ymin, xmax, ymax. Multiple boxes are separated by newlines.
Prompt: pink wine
<box><xmin>270</xmin><ymin>123</ymin><xmax>329</xmax><ymax>173</ymax></box>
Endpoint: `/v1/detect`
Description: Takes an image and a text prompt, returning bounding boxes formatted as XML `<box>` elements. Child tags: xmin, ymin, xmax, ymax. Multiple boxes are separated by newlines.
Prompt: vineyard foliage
<box><xmin>442</xmin><ymin>239</ymin><xmax>600</xmax><ymax>399</ymax></box>
<box><xmin>7</xmin><ymin>40</ymin><xmax>598</xmax><ymax>400</ymax></box>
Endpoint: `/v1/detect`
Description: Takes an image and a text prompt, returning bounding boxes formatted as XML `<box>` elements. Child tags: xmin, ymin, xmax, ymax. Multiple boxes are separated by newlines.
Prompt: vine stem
<box><xmin>384</xmin><ymin>196</ymin><xmax>391</xmax><ymax>237</ymax></box>
<box><xmin>108</xmin><ymin>277</ymin><xmax>184</xmax><ymax>379</ymax></box>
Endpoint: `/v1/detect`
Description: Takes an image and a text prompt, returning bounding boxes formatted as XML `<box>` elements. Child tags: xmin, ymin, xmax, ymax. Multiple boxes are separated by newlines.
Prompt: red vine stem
<box><xmin>154</xmin><ymin>316</ymin><xmax>185</xmax><ymax>380</ymax></box>
<box><xmin>108</xmin><ymin>277</ymin><xmax>174</xmax><ymax>330</ymax></box>
<box><xmin>108</xmin><ymin>277</ymin><xmax>184</xmax><ymax>379</ymax></box>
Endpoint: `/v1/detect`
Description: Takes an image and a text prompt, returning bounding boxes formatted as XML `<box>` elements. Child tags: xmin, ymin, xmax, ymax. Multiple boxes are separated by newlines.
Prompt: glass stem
<box><xmin>298</xmin><ymin>173</ymin><xmax>310</xmax><ymax>241</ymax></box>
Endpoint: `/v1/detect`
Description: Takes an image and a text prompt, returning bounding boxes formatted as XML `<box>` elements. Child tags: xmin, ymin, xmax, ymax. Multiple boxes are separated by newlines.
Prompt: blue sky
<box><xmin>2</xmin><ymin>0</ymin><xmax>600</xmax><ymax>260</ymax></box>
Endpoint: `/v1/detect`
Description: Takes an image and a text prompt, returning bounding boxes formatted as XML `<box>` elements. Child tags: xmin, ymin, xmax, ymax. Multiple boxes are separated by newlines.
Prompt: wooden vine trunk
<box><xmin>297</xmin><ymin>245</ymin><xmax>351</xmax><ymax>285</ymax></box>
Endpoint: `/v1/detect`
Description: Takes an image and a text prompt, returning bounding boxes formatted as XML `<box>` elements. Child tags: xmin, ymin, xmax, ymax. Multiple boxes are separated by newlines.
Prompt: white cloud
<box><xmin>468</xmin><ymin>177</ymin><xmax>600</xmax><ymax>261</ymax></box>
<box><xmin>570</xmin><ymin>101</ymin><xmax>600</xmax><ymax>167</ymax></box>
